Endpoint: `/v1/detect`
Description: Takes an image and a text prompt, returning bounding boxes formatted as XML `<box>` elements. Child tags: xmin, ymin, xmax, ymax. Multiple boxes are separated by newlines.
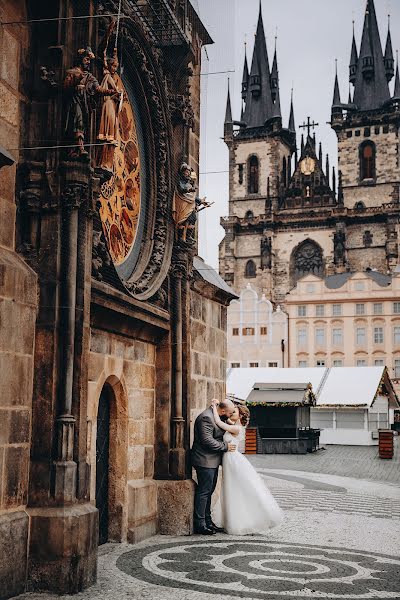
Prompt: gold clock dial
<box><xmin>300</xmin><ymin>156</ymin><xmax>316</xmax><ymax>176</ymax></box>
<box><xmin>99</xmin><ymin>82</ymin><xmax>141</xmax><ymax>267</ymax></box>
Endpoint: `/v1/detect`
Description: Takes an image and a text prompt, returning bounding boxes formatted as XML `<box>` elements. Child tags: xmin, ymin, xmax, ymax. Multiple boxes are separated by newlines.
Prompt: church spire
<box><xmin>384</xmin><ymin>16</ymin><xmax>394</xmax><ymax>82</ymax></box>
<box><xmin>242</xmin><ymin>43</ymin><xmax>249</xmax><ymax>101</ymax></box>
<box><xmin>332</xmin><ymin>60</ymin><xmax>342</xmax><ymax>116</ymax></box>
<box><xmin>270</xmin><ymin>38</ymin><xmax>281</xmax><ymax>120</ymax></box>
<box><xmin>243</xmin><ymin>2</ymin><xmax>274</xmax><ymax>128</ymax></box>
<box><xmin>224</xmin><ymin>80</ymin><xmax>233</xmax><ymax>139</ymax></box>
<box><xmin>288</xmin><ymin>89</ymin><xmax>295</xmax><ymax>133</ymax></box>
<box><xmin>393</xmin><ymin>51</ymin><xmax>400</xmax><ymax>101</ymax></box>
<box><xmin>349</xmin><ymin>22</ymin><xmax>358</xmax><ymax>85</ymax></box>
<box><xmin>352</xmin><ymin>0</ymin><xmax>390</xmax><ymax>110</ymax></box>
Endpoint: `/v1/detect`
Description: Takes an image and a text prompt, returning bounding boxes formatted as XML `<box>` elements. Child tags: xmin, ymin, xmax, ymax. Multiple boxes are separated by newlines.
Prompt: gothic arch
<box><xmin>359</xmin><ymin>140</ymin><xmax>376</xmax><ymax>181</ymax></box>
<box><xmin>245</xmin><ymin>259</ymin><xmax>257</xmax><ymax>278</ymax></box>
<box><xmin>290</xmin><ymin>240</ymin><xmax>324</xmax><ymax>286</ymax></box>
<box><xmin>248</xmin><ymin>155</ymin><xmax>259</xmax><ymax>194</ymax></box>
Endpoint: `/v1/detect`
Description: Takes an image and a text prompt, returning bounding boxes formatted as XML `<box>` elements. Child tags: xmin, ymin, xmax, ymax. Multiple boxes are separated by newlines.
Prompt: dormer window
<box><xmin>360</xmin><ymin>141</ymin><xmax>376</xmax><ymax>181</ymax></box>
<box><xmin>248</xmin><ymin>156</ymin><xmax>259</xmax><ymax>194</ymax></box>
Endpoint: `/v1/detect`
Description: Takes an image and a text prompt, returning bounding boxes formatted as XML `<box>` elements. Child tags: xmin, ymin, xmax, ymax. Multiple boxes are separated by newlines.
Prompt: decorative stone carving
<box><xmin>172</xmin><ymin>163</ymin><xmax>212</xmax><ymax>245</ymax></box>
<box><xmin>261</xmin><ymin>237</ymin><xmax>272</xmax><ymax>270</ymax></box>
<box><xmin>292</xmin><ymin>241</ymin><xmax>324</xmax><ymax>283</ymax></box>
<box><xmin>334</xmin><ymin>228</ymin><xmax>346</xmax><ymax>267</ymax></box>
<box><xmin>169</xmin><ymin>92</ymin><xmax>195</xmax><ymax>129</ymax></box>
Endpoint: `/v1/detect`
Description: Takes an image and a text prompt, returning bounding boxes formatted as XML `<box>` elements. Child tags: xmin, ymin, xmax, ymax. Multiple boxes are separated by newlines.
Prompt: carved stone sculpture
<box><xmin>172</xmin><ymin>163</ymin><xmax>212</xmax><ymax>243</ymax></box>
<box><xmin>63</xmin><ymin>47</ymin><xmax>114</xmax><ymax>159</ymax></box>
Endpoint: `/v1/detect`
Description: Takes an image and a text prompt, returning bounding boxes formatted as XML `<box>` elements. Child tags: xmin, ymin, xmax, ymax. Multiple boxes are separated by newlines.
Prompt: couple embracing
<box><xmin>191</xmin><ymin>398</ymin><xmax>283</xmax><ymax>536</ymax></box>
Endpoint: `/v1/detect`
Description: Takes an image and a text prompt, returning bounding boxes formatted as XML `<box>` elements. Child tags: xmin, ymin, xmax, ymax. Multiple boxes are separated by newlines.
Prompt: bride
<box><xmin>211</xmin><ymin>400</ymin><xmax>284</xmax><ymax>535</ymax></box>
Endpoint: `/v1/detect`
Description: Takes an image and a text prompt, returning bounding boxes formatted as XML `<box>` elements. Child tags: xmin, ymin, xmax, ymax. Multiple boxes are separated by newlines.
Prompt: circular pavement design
<box><xmin>116</xmin><ymin>539</ymin><xmax>400</xmax><ymax>599</ymax></box>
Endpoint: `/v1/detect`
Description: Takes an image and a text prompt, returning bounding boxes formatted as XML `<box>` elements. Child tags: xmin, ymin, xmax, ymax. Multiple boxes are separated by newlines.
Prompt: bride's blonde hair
<box><xmin>236</xmin><ymin>404</ymin><xmax>250</xmax><ymax>427</ymax></box>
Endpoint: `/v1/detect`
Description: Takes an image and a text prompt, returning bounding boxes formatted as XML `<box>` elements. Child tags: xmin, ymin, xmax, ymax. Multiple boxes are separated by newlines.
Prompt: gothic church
<box><xmin>219</xmin><ymin>0</ymin><xmax>400</xmax><ymax>304</ymax></box>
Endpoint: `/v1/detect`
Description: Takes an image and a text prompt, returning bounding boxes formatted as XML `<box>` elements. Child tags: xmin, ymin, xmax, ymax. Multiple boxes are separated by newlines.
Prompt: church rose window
<box><xmin>245</xmin><ymin>260</ymin><xmax>257</xmax><ymax>278</ymax></box>
<box><xmin>248</xmin><ymin>155</ymin><xmax>259</xmax><ymax>194</ymax></box>
<box><xmin>360</xmin><ymin>141</ymin><xmax>376</xmax><ymax>180</ymax></box>
<box><xmin>291</xmin><ymin>240</ymin><xmax>324</xmax><ymax>285</ymax></box>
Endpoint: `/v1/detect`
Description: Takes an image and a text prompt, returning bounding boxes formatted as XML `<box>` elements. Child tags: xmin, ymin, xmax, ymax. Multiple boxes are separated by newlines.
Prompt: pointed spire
<box><xmin>348</xmin><ymin>85</ymin><xmax>352</xmax><ymax>104</ymax></box>
<box><xmin>353</xmin><ymin>0</ymin><xmax>390</xmax><ymax>110</ymax></box>
<box><xmin>384</xmin><ymin>16</ymin><xmax>395</xmax><ymax>82</ymax></box>
<box><xmin>393</xmin><ymin>50</ymin><xmax>400</xmax><ymax>101</ymax></box>
<box><xmin>326</xmin><ymin>154</ymin><xmax>330</xmax><ymax>186</ymax></box>
<box><xmin>270</xmin><ymin>37</ymin><xmax>279</xmax><ymax>102</ymax></box>
<box><xmin>332</xmin><ymin>166</ymin><xmax>336</xmax><ymax>195</ymax></box>
<box><xmin>300</xmin><ymin>134</ymin><xmax>304</xmax><ymax>155</ymax></box>
<box><xmin>332</xmin><ymin>60</ymin><xmax>343</xmax><ymax>115</ymax></box>
<box><xmin>224</xmin><ymin>79</ymin><xmax>233</xmax><ymax>139</ymax></box>
<box><xmin>349</xmin><ymin>21</ymin><xmax>358</xmax><ymax>85</ymax></box>
<box><xmin>241</xmin><ymin>42</ymin><xmax>249</xmax><ymax>101</ymax></box>
<box><xmin>243</xmin><ymin>2</ymin><xmax>274</xmax><ymax>128</ymax></box>
<box><xmin>288</xmin><ymin>88</ymin><xmax>296</xmax><ymax>133</ymax></box>
<box><xmin>319</xmin><ymin>142</ymin><xmax>323</xmax><ymax>165</ymax></box>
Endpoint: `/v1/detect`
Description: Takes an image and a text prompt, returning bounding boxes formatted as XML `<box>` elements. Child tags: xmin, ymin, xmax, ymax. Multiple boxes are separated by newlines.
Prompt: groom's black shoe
<box><xmin>207</xmin><ymin>522</ymin><xmax>225</xmax><ymax>534</ymax></box>
<box><xmin>194</xmin><ymin>525</ymin><xmax>216</xmax><ymax>535</ymax></box>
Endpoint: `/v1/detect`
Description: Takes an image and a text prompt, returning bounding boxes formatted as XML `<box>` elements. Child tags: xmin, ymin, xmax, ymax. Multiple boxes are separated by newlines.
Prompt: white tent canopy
<box><xmin>227</xmin><ymin>367</ymin><xmax>399</xmax><ymax>409</ymax></box>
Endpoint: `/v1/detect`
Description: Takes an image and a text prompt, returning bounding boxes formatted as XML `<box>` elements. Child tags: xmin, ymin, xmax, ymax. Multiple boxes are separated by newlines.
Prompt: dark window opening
<box><xmin>245</xmin><ymin>260</ymin><xmax>257</xmax><ymax>278</ymax></box>
<box><xmin>238</xmin><ymin>164</ymin><xmax>244</xmax><ymax>185</ymax></box>
<box><xmin>248</xmin><ymin>156</ymin><xmax>259</xmax><ymax>194</ymax></box>
<box><xmin>360</xmin><ymin>141</ymin><xmax>376</xmax><ymax>180</ymax></box>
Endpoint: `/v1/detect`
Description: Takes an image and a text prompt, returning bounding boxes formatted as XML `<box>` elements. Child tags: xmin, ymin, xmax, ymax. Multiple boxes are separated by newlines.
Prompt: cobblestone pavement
<box><xmin>247</xmin><ymin>438</ymin><xmax>400</xmax><ymax>484</ymax></box>
<box><xmin>14</xmin><ymin>447</ymin><xmax>400</xmax><ymax>600</ymax></box>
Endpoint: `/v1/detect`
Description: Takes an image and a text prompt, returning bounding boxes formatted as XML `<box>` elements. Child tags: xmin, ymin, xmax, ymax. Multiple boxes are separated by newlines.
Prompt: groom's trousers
<box><xmin>194</xmin><ymin>466</ymin><xmax>219</xmax><ymax>528</ymax></box>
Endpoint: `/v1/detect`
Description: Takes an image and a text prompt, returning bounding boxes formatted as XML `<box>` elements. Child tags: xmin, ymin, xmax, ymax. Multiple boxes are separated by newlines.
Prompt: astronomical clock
<box><xmin>98</xmin><ymin>80</ymin><xmax>145</xmax><ymax>282</ymax></box>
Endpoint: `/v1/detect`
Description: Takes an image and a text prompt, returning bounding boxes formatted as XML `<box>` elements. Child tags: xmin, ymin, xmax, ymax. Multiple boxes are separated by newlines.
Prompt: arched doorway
<box><xmin>96</xmin><ymin>384</ymin><xmax>112</xmax><ymax>545</ymax></box>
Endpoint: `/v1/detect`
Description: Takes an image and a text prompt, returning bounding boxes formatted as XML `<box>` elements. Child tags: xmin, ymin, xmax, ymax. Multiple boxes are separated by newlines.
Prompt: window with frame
<box><xmin>374</xmin><ymin>359</ymin><xmax>385</xmax><ymax>366</ymax></box>
<box><xmin>245</xmin><ymin>260</ymin><xmax>256</xmax><ymax>278</ymax></box>
<box><xmin>355</xmin><ymin>281</ymin><xmax>365</xmax><ymax>291</ymax></box>
<box><xmin>268</xmin><ymin>362</ymin><xmax>278</xmax><ymax>368</ymax></box>
<box><xmin>357</xmin><ymin>359</ymin><xmax>367</xmax><ymax>367</ymax></box>
<box><xmin>336</xmin><ymin>410</ymin><xmax>365</xmax><ymax>429</ymax></box>
<box><xmin>298</xmin><ymin>360</ymin><xmax>308</xmax><ymax>368</ymax></box>
<box><xmin>297</xmin><ymin>305</ymin><xmax>307</xmax><ymax>317</ymax></box>
<box><xmin>373</xmin><ymin>302</ymin><xmax>383</xmax><ymax>315</ymax></box>
<box><xmin>260</xmin><ymin>327</ymin><xmax>268</xmax><ymax>335</ymax></box>
<box><xmin>315</xmin><ymin>328</ymin><xmax>325</xmax><ymax>346</ymax></box>
<box><xmin>248</xmin><ymin>155</ymin><xmax>259</xmax><ymax>194</ymax></box>
<box><xmin>232</xmin><ymin>328</ymin><xmax>239</xmax><ymax>336</ymax></box>
<box><xmin>394</xmin><ymin>302</ymin><xmax>400</xmax><ymax>314</ymax></box>
<box><xmin>394</xmin><ymin>359</ymin><xmax>400</xmax><ymax>378</ymax></box>
<box><xmin>333</xmin><ymin>359</ymin><xmax>343</xmax><ymax>367</ymax></box>
<box><xmin>297</xmin><ymin>329</ymin><xmax>308</xmax><ymax>347</ymax></box>
<box><xmin>368</xmin><ymin>412</ymin><xmax>388</xmax><ymax>429</ymax></box>
<box><xmin>242</xmin><ymin>327</ymin><xmax>255</xmax><ymax>336</ymax></box>
<box><xmin>249</xmin><ymin>362</ymin><xmax>259</xmax><ymax>368</ymax></box>
<box><xmin>356</xmin><ymin>327</ymin><xmax>366</xmax><ymax>345</ymax></box>
<box><xmin>394</xmin><ymin>327</ymin><xmax>400</xmax><ymax>345</ymax></box>
<box><xmin>311</xmin><ymin>411</ymin><xmax>334</xmax><ymax>429</ymax></box>
<box><xmin>231</xmin><ymin>363</ymin><xmax>241</xmax><ymax>369</ymax></box>
<box><xmin>316</xmin><ymin>304</ymin><xmax>325</xmax><ymax>317</ymax></box>
<box><xmin>316</xmin><ymin>360</ymin><xmax>326</xmax><ymax>367</ymax></box>
<box><xmin>332</xmin><ymin>328</ymin><xmax>343</xmax><ymax>345</ymax></box>
<box><xmin>355</xmin><ymin>303</ymin><xmax>365</xmax><ymax>315</ymax></box>
<box><xmin>360</xmin><ymin>141</ymin><xmax>376</xmax><ymax>180</ymax></box>
<box><xmin>332</xmin><ymin>304</ymin><xmax>342</xmax><ymax>316</ymax></box>
<box><xmin>374</xmin><ymin>327</ymin><xmax>384</xmax><ymax>344</ymax></box>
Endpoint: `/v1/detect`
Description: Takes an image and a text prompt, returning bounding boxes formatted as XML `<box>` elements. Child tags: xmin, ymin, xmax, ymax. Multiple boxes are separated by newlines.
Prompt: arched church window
<box><xmin>290</xmin><ymin>240</ymin><xmax>324</xmax><ymax>286</ymax></box>
<box><xmin>245</xmin><ymin>260</ymin><xmax>257</xmax><ymax>278</ymax></box>
<box><xmin>248</xmin><ymin>156</ymin><xmax>259</xmax><ymax>194</ymax></box>
<box><xmin>245</xmin><ymin>210</ymin><xmax>254</xmax><ymax>220</ymax></box>
<box><xmin>360</xmin><ymin>141</ymin><xmax>376</xmax><ymax>180</ymax></box>
<box><xmin>355</xmin><ymin>201</ymin><xmax>365</xmax><ymax>211</ymax></box>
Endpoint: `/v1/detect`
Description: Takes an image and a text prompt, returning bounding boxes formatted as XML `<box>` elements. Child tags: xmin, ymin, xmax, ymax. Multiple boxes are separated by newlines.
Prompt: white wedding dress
<box><xmin>213</xmin><ymin>428</ymin><xmax>284</xmax><ymax>535</ymax></box>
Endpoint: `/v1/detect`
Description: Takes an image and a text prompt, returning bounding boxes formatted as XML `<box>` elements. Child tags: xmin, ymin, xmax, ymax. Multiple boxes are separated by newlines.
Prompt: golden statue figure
<box><xmin>97</xmin><ymin>22</ymin><xmax>123</xmax><ymax>173</ymax></box>
<box><xmin>173</xmin><ymin>163</ymin><xmax>213</xmax><ymax>243</ymax></box>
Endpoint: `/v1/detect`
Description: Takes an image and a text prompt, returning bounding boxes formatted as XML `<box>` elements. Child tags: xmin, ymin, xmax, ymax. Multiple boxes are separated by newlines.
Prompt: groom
<box><xmin>191</xmin><ymin>399</ymin><xmax>236</xmax><ymax>535</ymax></box>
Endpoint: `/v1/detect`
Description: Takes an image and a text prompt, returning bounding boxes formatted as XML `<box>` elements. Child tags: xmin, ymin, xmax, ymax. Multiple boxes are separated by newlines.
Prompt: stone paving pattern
<box><xmin>13</xmin><ymin>442</ymin><xmax>400</xmax><ymax>600</ymax></box>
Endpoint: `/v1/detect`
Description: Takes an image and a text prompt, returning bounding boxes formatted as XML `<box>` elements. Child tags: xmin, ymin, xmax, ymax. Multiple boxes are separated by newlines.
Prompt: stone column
<box><xmin>27</xmin><ymin>161</ymin><xmax>98</xmax><ymax>594</ymax></box>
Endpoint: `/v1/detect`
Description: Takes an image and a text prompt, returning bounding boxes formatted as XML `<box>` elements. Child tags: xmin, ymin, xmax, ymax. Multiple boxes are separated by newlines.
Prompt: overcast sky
<box><xmin>195</xmin><ymin>0</ymin><xmax>400</xmax><ymax>269</ymax></box>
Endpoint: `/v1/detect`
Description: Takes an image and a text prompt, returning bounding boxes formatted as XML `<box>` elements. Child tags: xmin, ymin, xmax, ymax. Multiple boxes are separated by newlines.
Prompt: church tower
<box><xmin>331</xmin><ymin>0</ymin><xmax>400</xmax><ymax>271</ymax></box>
<box><xmin>220</xmin><ymin>3</ymin><xmax>296</xmax><ymax>299</ymax></box>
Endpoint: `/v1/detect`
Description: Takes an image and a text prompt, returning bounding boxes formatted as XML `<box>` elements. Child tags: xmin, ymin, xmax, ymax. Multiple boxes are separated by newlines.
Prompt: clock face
<box><xmin>99</xmin><ymin>80</ymin><xmax>143</xmax><ymax>275</ymax></box>
<box><xmin>300</xmin><ymin>156</ymin><xmax>316</xmax><ymax>176</ymax></box>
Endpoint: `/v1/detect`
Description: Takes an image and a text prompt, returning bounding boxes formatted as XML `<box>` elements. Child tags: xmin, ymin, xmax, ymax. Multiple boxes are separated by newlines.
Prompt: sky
<box><xmin>195</xmin><ymin>0</ymin><xmax>400</xmax><ymax>270</ymax></box>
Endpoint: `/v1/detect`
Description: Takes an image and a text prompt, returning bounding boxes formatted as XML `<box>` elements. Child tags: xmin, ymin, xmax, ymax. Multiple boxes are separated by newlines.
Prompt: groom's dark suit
<box><xmin>191</xmin><ymin>407</ymin><xmax>228</xmax><ymax>530</ymax></box>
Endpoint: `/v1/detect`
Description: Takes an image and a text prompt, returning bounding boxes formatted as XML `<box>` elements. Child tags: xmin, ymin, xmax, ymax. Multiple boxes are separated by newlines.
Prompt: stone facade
<box><xmin>0</xmin><ymin>1</ymin><xmax>237</xmax><ymax>598</ymax></box>
<box><xmin>0</xmin><ymin>2</ymin><xmax>37</xmax><ymax>598</ymax></box>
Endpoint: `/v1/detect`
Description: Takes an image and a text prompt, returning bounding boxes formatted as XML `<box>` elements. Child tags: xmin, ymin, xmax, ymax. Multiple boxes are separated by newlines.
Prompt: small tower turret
<box><xmin>384</xmin><ymin>17</ymin><xmax>394</xmax><ymax>82</ymax></box>
<box><xmin>241</xmin><ymin>45</ymin><xmax>249</xmax><ymax>101</ymax></box>
<box><xmin>224</xmin><ymin>80</ymin><xmax>233</xmax><ymax>140</ymax></box>
<box><xmin>288</xmin><ymin>89</ymin><xmax>295</xmax><ymax>133</ymax></box>
<box><xmin>349</xmin><ymin>23</ymin><xmax>358</xmax><ymax>85</ymax></box>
